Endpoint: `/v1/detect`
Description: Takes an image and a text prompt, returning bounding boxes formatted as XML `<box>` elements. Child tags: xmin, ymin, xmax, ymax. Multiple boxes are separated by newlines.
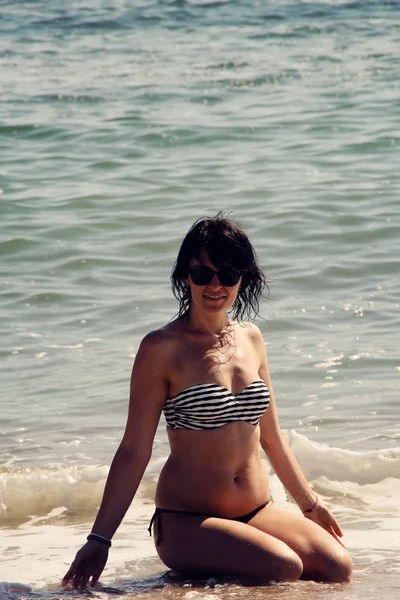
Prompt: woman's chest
<box><xmin>169</xmin><ymin>336</ymin><xmax>261</xmax><ymax>395</ymax></box>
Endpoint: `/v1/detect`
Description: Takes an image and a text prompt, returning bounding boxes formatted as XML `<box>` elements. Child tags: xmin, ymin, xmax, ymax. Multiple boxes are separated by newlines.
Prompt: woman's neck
<box><xmin>186</xmin><ymin>309</ymin><xmax>231</xmax><ymax>336</ymax></box>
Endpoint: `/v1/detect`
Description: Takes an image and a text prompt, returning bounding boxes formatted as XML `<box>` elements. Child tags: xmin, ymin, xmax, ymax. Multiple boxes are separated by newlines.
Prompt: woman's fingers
<box><xmin>326</xmin><ymin>520</ymin><xmax>347</xmax><ymax>548</ymax></box>
<box><xmin>332</xmin><ymin>519</ymin><xmax>343</xmax><ymax>537</ymax></box>
<box><xmin>62</xmin><ymin>563</ymin><xmax>81</xmax><ymax>587</ymax></box>
<box><xmin>62</xmin><ymin>542</ymin><xmax>108</xmax><ymax>589</ymax></box>
<box><xmin>306</xmin><ymin>504</ymin><xmax>346</xmax><ymax>547</ymax></box>
<box><xmin>61</xmin><ymin>568</ymin><xmax>74</xmax><ymax>587</ymax></box>
<box><xmin>329</xmin><ymin>525</ymin><xmax>348</xmax><ymax>548</ymax></box>
<box><xmin>62</xmin><ymin>564</ymin><xmax>93</xmax><ymax>589</ymax></box>
<box><xmin>326</xmin><ymin>514</ymin><xmax>343</xmax><ymax>537</ymax></box>
<box><xmin>71</xmin><ymin>574</ymin><xmax>82</xmax><ymax>589</ymax></box>
<box><xmin>80</xmin><ymin>575</ymin><xmax>90</xmax><ymax>590</ymax></box>
<box><xmin>91</xmin><ymin>569</ymin><xmax>103</xmax><ymax>587</ymax></box>
<box><xmin>304</xmin><ymin>501</ymin><xmax>348</xmax><ymax>550</ymax></box>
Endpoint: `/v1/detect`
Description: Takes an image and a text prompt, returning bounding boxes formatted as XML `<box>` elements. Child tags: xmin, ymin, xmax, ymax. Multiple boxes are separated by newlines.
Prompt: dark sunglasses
<box><xmin>188</xmin><ymin>266</ymin><xmax>241</xmax><ymax>287</ymax></box>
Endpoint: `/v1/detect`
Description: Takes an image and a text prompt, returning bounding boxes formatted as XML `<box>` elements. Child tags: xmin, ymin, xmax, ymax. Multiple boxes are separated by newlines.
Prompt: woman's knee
<box><xmin>267</xmin><ymin>551</ymin><xmax>303</xmax><ymax>582</ymax></box>
<box><xmin>321</xmin><ymin>549</ymin><xmax>352</xmax><ymax>583</ymax></box>
<box><xmin>331</xmin><ymin>550</ymin><xmax>353</xmax><ymax>582</ymax></box>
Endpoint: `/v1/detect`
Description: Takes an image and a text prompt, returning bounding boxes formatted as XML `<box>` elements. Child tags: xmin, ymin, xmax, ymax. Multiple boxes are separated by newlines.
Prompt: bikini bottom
<box><xmin>148</xmin><ymin>501</ymin><xmax>270</xmax><ymax>546</ymax></box>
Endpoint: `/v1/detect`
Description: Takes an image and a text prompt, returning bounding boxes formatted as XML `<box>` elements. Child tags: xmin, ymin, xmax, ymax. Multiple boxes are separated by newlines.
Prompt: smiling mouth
<box><xmin>204</xmin><ymin>294</ymin><xmax>226</xmax><ymax>300</ymax></box>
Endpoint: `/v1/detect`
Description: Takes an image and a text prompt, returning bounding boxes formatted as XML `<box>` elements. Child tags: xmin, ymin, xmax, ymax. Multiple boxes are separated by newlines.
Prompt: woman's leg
<box><xmin>154</xmin><ymin>511</ymin><xmax>303</xmax><ymax>583</ymax></box>
<box><xmin>247</xmin><ymin>503</ymin><xmax>352</xmax><ymax>582</ymax></box>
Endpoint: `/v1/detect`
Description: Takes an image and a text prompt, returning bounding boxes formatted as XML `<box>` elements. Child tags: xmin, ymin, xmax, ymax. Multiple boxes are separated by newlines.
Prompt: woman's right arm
<box><xmin>62</xmin><ymin>330</ymin><xmax>170</xmax><ymax>589</ymax></box>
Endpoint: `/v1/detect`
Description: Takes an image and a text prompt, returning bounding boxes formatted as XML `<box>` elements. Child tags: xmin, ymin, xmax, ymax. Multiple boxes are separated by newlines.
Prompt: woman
<box><xmin>62</xmin><ymin>214</ymin><xmax>352</xmax><ymax>589</ymax></box>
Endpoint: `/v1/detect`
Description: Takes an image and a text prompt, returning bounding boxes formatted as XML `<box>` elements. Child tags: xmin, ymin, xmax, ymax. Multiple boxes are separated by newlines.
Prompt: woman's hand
<box><xmin>62</xmin><ymin>540</ymin><xmax>109</xmax><ymax>589</ymax></box>
<box><xmin>304</xmin><ymin>499</ymin><xmax>347</xmax><ymax>548</ymax></box>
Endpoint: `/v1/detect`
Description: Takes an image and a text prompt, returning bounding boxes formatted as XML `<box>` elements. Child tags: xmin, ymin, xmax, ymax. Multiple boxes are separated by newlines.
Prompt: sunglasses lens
<box><xmin>219</xmin><ymin>268</ymin><xmax>241</xmax><ymax>286</ymax></box>
<box><xmin>189</xmin><ymin>267</ymin><xmax>241</xmax><ymax>287</ymax></box>
<box><xmin>189</xmin><ymin>267</ymin><xmax>213</xmax><ymax>285</ymax></box>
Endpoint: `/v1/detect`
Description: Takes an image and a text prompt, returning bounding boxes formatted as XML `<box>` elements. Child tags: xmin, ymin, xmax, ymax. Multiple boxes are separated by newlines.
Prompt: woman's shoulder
<box><xmin>238</xmin><ymin>321</ymin><xmax>263</xmax><ymax>340</ymax></box>
<box><xmin>138</xmin><ymin>319</ymin><xmax>183</xmax><ymax>353</ymax></box>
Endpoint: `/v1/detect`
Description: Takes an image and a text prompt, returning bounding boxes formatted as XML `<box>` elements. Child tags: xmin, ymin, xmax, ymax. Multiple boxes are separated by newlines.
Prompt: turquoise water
<box><xmin>1</xmin><ymin>1</ymin><xmax>399</xmax><ymax>598</ymax></box>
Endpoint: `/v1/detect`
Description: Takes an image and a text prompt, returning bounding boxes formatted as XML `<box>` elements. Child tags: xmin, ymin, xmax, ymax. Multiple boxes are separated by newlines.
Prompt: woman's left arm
<box><xmin>251</xmin><ymin>325</ymin><xmax>344</xmax><ymax>543</ymax></box>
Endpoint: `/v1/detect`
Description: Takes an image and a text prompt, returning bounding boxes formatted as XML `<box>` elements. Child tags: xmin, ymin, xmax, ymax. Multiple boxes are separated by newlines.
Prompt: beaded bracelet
<box><xmin>87</xmin><ymin>533</ymin><xmax>112</xmax><ymax>547</ymax></box>
<box><xmin>302</xmin><ymin>495</ymin><xmax>319</xmax><ymax>514</ymax></box>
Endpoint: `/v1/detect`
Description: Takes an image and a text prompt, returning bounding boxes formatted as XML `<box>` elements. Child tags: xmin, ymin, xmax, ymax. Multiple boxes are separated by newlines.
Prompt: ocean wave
<box><xmin>1</xmin><ymin>433</ymin><xmax>399</xmax><ymax>526</ymax></box>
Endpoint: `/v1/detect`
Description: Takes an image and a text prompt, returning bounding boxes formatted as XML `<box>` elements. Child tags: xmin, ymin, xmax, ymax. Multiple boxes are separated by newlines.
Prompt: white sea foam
<box><xmin>1</xmin><ymin>432</ymin><xmax>399</xmax><ymax>527</ymax></box>
<box><xmin>286</xmin><ymin>430</ymin><xmax>400</xmax><ymax>485</ymax></box>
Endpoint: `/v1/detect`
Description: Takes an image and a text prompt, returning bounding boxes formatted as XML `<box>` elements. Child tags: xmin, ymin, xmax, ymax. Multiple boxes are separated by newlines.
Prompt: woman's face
<box><xmin>186</xmin><ymin>252</ymin><xmax>242</xmax><ymax>316</ymax></box>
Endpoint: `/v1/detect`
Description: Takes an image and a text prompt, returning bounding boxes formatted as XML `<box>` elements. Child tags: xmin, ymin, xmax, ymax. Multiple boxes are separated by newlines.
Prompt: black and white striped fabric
<box><xmin>163</xmin><ymin>379</ymin><xmax>270</xmax><ymax>430</ymax></box>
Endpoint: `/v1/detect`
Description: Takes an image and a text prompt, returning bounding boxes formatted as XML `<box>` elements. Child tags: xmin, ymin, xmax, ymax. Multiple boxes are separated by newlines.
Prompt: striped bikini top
<box><xmin>163</xmin><ymin>379</ymin><xmax>270</xmax><ymax>430</ymax></box>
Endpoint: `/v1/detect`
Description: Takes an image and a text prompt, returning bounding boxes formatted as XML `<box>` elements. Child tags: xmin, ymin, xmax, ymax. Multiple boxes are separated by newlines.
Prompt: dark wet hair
<box><xmin>171</xmin><ymin>213</ymin><xmax>269</xmax><ymax>321</ymax></box>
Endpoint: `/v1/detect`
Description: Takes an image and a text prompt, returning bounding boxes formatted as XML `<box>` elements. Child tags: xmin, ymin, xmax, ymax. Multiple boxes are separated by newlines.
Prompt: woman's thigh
<box><xmin>155</xmin><ymin>511</ymin><xmax>303</xmax><ymax>583</ymax></box>
<box><xmin>248</xmin><ymin>503</ymin><xmax>352</xmax><ymax>582</ymax></box>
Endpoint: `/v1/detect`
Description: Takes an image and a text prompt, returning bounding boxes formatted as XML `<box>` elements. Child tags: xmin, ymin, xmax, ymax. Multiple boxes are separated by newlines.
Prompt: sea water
<box><xmin>0</xmin><ymin>1</ymin><xmax>399</xmax><ymax>599</ymax></box>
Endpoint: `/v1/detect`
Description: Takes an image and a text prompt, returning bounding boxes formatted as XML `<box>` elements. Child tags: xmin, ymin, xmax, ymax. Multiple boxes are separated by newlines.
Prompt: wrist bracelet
<box><xmin>303</xmin><ymin>495</ymin><xmax>319</xmax><ymax>514</ymax></box>
<box><xmin>87</xmin><ymin>533</ymin><xmax>112</xmax><ymax>547</ymax></box>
